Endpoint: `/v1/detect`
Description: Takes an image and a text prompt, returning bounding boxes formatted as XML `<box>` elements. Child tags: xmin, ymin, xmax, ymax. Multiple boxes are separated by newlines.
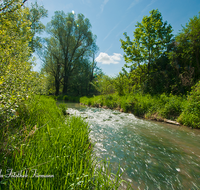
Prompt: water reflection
<box><xmin>66</xmin><ymin>103</ymin><xmax>200</xmax><ymax>189</ymax></box>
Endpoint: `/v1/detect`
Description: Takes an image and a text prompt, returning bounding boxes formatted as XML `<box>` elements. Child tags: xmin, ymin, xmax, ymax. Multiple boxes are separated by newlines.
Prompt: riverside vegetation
<box><xmin>80</xmin><ymin>79</ymin><xmax>200</xmax><ymax>129</ymax></box>
<box><xmin>0</xmin><ymin>1</ymin><xmax>200</xmax><ymax>189</ymax></box>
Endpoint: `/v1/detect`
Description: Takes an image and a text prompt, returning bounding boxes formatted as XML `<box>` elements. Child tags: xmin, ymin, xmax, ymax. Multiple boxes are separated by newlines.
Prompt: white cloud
<box><xmin>95</xmin><ymin>52</ymin><xmax>122</xmax><ymax>64</ymax></box>
<box><xmin>72</xmin><ymin>10</ymin><xmax>75</xmax><ymax>14</ymax></box>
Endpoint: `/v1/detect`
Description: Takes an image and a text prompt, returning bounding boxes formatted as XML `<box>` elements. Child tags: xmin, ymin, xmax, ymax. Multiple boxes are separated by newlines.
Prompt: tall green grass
<box><xmin>80</xmin><ymin>93</ymin><xmax>187</xmax><ymax>124</ymax></box>
<box><xmin>0</xmin><ymin>96</ymin><xmax>129</xmax><ymax>189</ymax></box>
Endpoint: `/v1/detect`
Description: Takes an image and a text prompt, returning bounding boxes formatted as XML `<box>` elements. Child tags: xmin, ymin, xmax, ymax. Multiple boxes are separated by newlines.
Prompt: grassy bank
<box><xmin>80</xmin><ymin>82</ymin><xmax>200</xmax><ymax>129</ymax></box>
<box><xmin>80</xmin><ymin>93</ymin><xmax>186</xmax><ymax>120</ymax></box>
<box><xmin>0</xmin><ymin>96</ymin><xmax>128</xmax><ymax>189</ymax></box>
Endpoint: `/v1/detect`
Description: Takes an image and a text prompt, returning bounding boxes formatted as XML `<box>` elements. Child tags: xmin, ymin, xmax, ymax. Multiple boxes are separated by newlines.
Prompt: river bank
<box><xmin>0</xmin><ymin>96</ymin><xmax>127</xmax><ymax>189</ymax></box>
<box><xmin>80</xmin><ymin>102</ymin><xmax>181</xmax><ymax>126</ymax></box>
<box><xmin>80</xmin><ymin>90</ymin><xmax>200</xmax><ymax>129</ymax></box>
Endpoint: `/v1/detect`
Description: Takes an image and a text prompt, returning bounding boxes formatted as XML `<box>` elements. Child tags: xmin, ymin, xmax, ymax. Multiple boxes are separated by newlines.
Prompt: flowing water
<box><xmin>66</xmin><ymin>103</ymin><xmax>200</xmax><ymax>190</ymax></box>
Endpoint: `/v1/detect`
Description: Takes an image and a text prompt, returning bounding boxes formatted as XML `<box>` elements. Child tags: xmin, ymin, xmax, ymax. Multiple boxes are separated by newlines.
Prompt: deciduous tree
<box><xmin>120</xmin><ymin>9</ymin><xmax>173</xmax><ymax>91</ymax></box>
<box><xmin>46</xmin><ymin>11</ymin><xmax>97</xmax><ymax>94</ymax></box>
<box><xmin>170</xmin><ymin>12</ymin><xmax>200</xmax><ymax>85</ymax></box>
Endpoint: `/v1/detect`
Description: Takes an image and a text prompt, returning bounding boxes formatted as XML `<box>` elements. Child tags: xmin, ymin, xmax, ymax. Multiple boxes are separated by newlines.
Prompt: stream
<box><xmin>66</xmin><ymin>103</ymin><xmax>200</xmax><ymax>189</ymax></box>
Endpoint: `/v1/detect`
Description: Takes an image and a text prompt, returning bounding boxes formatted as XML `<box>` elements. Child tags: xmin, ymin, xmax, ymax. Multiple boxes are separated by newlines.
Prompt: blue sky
<box><xmin>27</xmin><ymin>0</ymin><xmax>200</xmax><ymax>77</ymax></box>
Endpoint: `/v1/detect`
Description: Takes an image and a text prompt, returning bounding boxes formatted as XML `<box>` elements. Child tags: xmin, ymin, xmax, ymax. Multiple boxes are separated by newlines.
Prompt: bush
<box><xmin>159</xmin><ymin>95</ymin><xmax>185</xmax><ymax>120</ymax></box>
<box><xmin>178</xmin><ymin>81</ymin><xmax>200</xmax><ymax>128</ymax></box>
<box><xmin>51</xmin><ymin>95</ymin><xmax>58</xmax><ymax>100</ymax></box>
<box><xmin>104</xmin><ymin>96</ymin><xmax>113</xmax><ymax>108</ymax></box>
<box><xmin>0</xmin><ymin>4</ymin><xmax>42</xmax><ymax>127</ymax></box>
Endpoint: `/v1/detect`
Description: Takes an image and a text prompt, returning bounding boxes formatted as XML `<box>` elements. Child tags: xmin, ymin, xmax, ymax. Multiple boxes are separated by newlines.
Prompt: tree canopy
<box><xmin>121</xmin><ymin>9</ymin><xmax>173</xmax><ymax>74</ymax></box>
<box><xmin>169</xmin><ymin>12</ymin><xmax>200</xmax><ymax>87</ymax></box>
<box><xmin>41</xmin><ymin>11</ymin><xmax>99</xmax><ymax>95</ymax></box>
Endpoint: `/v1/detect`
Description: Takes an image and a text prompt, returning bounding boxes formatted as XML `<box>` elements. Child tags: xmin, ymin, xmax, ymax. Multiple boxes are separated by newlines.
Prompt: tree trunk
<box><xmin>55</xmin><ymin>77</ymin><xmax>60</xmax><ymax>96</ymax></box>
<box><xmin>63</xmin><ymin>60</ymin><xmax>68</xmax><ymax>94</ymax></box>
<box><xmin>63</xmin><ymin>75</ymin><xmax>68</xmax><ymax>95</ymax></box>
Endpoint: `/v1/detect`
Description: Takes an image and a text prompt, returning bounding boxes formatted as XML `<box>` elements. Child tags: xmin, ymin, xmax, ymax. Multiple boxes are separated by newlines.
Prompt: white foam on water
<box><xmin>67</xmin><ymin>105</ymin><xmax>200</xmax><ymax>189</ymax></box>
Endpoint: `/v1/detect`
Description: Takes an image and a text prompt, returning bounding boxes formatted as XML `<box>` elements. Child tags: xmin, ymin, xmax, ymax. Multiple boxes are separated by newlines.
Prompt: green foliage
<box><xmin>0</xmin><ymin>96</ymin><xmax>127</xmax><ymax>189</ymax></box>
<box><xmin>67</xmin><ymin>58</ymin><xmax>101</xmax><ymax>96</ymax></box>
<box><xmin>119</xmin><ymin>9</ymin><xmax>200</xmax><ymax>95</ymax></box>
<box><xmin>80</xmin><ymin>96</ymin><xmax>93</xmax><ymax>106</ymax></box>
<box><xmin>63</xmin><ymin>95</ymin><xmax>68</xmax><ymax>101</ymax></box>
<box><xmin>120</xmin><ymin>9</ymin><xmax>173</xmax><ymax>74</ymax></box>
<box><xmin>174</xmin><ymin>12</ymin><xmax>200</xmax><ymax>83</ymax></box>
<box><xmin>41</xmin><ymin>11</ymin><xmax>98</xmax><ymax>96</ymax></box>
<box><xmin>68</xmin><ymin>96</ymin><xmax>80</xmax><ymax>103</ymax></box>
<box><xmin>0</xmin><ymin>1</ymin><xmax>45</xmax><ymax>126</ymax></box>
<box><xmin>28</xmin><ymin>2</ymin><xmax>48</xmax><ymax>53</ymax></box>
<box><xmin>120</xmin><ymin>9</ymin><xmax>175</xmax><ymax>95</ymax></box>
<box><xmin>157</xmin><ymin>94</ymin><xmax>185</xmax><ymax>120</ymax></box>
<box><xmin>80</xmin><ymin>93</ymin><xmax>186</xmax><ymax>121</ymax></box>
<box><xmin>58</xmin><ymin>103</ymin><xmax>68</xmax><ymax>116</ymax></box>
<box><xmin>113</xmin><ymin>73</ymin><xmax>126</xmax><ymax>96</ymax></box>
<box><xmin>40</xmin><ymin>36</ymin><xmax>63</xmax><ymax>96</ymax></box>
<box><xmin>167</xmin><ymin>12</ymin><xmax>200</xmax><ymax>94</ymax></box>
<box><xmin>92</xmin><ymin>74</ymin><xmax>115</xmax><ymax>95</ymax></box>
<box><xmin>56</xmin><ymin>95</ymin><xmax>63</xmax><ymax>100</ymax></box>
<box><xmin>178</xmin><ymin>81</ymin><xmax>200</xmax><ymax>128</ymax></box>
<box><xmin>50</xmin><ymin>95</ymin><xmax>80</xmax><ymax>103</ymax></box>
<box><xmin>165</xmin><ymin>12</ymin><xmax>200</xmax><ymax>95</ymax></box>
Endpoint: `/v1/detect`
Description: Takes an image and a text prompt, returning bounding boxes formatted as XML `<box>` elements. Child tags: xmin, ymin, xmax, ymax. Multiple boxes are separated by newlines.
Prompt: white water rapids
<box><xmin>66</xmin><ymin>103</ymin><xmax>200</xmax><ymax>190</ymax></box>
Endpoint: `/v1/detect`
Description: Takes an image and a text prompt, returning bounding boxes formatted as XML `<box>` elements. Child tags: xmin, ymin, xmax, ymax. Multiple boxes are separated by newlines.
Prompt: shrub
<box><xmin>178</xmin><ymin>81</ymin><xmax>200</xmax><ymax>128</ymax></box>
<box><xmin>160</xmin><ymin>95</ymin><xmax>185</xmax><ymax>120</ymax></box>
